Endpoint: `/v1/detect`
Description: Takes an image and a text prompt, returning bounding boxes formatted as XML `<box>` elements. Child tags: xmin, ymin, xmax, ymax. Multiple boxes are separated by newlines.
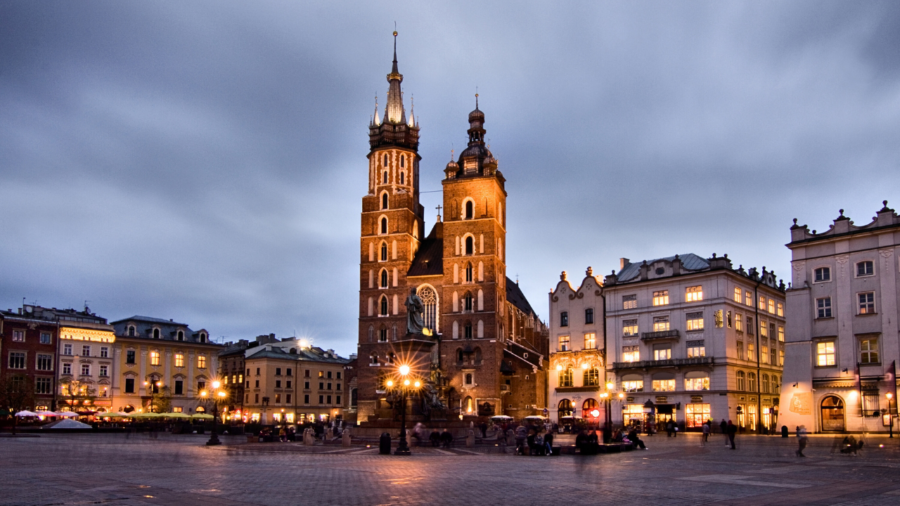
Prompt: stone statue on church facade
<box><xmin>404</xmin><ymin>288</ymin><xmax>427</xmax><ymax>335</ymax></box>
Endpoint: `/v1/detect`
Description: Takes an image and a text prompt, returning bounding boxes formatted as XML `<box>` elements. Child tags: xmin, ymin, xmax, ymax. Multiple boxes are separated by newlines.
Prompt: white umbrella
<box><xmin>15</xmin><ymin>410</ymin><xmax>37</xmax><ymax>417</ymax></box>
<box><xmin>48</xmin><ymin>419</ymin><xmax>92</xmax><ymax>429</ymax></box>
<box><xmin>56</xmin><ymin>411</ymin><xmax>79</xmax><ymax>418</ymax></box>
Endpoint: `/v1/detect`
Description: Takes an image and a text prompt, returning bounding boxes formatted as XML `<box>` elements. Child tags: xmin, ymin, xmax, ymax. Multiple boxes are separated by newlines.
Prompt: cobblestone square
<box><xmin>4</xmin><ymin>433</ymin><xmax>900</xmax><ymax>505</ymax></box>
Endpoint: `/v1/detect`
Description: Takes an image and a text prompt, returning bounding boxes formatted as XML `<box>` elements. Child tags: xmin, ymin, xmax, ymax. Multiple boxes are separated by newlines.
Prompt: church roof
<box><xmin>505</xmin><ymin>278</ymin><xmax>536</xmax><ymax>317</ymax></box>
<box><xmin>407</xmin><ymin>224</ymin><xmax>443</xmax><ymax>277</ymax></box>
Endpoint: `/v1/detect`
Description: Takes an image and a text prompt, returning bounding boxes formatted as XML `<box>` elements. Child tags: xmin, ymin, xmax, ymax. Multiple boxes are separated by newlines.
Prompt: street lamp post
<box><xmin>601</xmin><ymin>382</ymin><xmax>615</xmax><ymax>444</ymax></box>
<box><xmin>391</xmin><ymin>364</ymin><xmax>420</xmax><ymax>456</ymax></box>
<box><xmin>143</xmin><ymin>380</ymin><xmax>163</xmax><ymax>413</ymax></box>
<box><xmin>201</xmin><ymin>380</ymin><xmax>227</xmax><ymax>446</ymax></box>
<box><xmin>887</xmin><ymin>393</ymin><xmax>895</xmax><ymax>438</ymax></box>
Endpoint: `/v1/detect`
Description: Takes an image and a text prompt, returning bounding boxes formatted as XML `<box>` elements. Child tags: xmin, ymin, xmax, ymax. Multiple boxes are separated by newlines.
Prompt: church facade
<box><xmin>356</xmin><ymin>35</ymin><xmax>548</xmax><ymax>423</ymax></box>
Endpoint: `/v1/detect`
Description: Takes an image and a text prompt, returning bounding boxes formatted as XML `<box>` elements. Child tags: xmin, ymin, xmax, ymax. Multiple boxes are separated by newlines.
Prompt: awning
<box><xmin>656</xmin><ymin>404</ymin><xmax>675</xmax><ymax>414</ymax></box>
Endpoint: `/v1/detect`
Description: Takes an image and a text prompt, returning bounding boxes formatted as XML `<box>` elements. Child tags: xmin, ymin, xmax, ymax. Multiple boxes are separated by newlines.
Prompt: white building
<box><xmin>603</xmin><ymin>254</ymin><xmax>786</xmax><ymax>432</ymax></box>
<box><xmin>547</xmin><ymin>268</ymin><xmax>606</xmax><ymax>427</ymax></box>
<box><xmin>780</xmin><ymin>202</ymin><xmax>900</xmax><ymax>434</ymax></box>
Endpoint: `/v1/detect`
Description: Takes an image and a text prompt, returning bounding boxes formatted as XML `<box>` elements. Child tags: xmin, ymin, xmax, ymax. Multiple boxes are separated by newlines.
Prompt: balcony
<box><xmin>612</xmin><ymin>356</ymin><xmax>714</xmax><ymax>370</ymax></box>
<box><xmin>641</xmin><ymin>330</ymin><xmax>680</xmax><ymax>341</ymax></box>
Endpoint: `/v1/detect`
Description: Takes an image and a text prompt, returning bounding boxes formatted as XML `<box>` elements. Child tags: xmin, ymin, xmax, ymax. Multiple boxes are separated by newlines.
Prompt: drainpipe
<box><xmin>753</xmin><ymin>272</ymin><xmax>763</xmax><ymax>433</ymax></box>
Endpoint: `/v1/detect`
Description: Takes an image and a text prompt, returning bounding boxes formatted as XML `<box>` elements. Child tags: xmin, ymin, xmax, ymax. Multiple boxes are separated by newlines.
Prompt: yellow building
<box><xmin>243</xmin><ymin>339</ymin><xmax>349</xmax><ymax>425</ymax></box>
<box><xmin>109</xmin><ymin>316</ymin><xmax>220</xmax><ymax>413</ymax></box>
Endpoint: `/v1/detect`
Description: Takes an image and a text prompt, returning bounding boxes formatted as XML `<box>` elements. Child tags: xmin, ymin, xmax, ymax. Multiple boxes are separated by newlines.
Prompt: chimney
<box><xmin>620</xmin><ymin>258</ymin><xmax>629</xmax><ymax>270</ymax></box>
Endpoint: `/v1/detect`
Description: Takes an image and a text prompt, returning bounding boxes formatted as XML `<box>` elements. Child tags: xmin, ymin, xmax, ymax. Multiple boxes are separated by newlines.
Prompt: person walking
<box><xmin>666</xmin><ymin>420</ymin><xmax>674</xmax><ymax>437</ymax></box>
<box><xmin>515</xmin><ymin>424</ymin><xmax>527</xmax><ymax>455</ymax></box>
<box><xmin>727</xmin><ymin>420</ymin><xmax>737</xmax><ymax>450</ymax></box>
<box><xmin>796</xmin><ymin>425</ymin><xmax>808</xmax><ymax>457</ymax></box>
<box><xmin>701</xmin><ymin>421</ymin><xmax>710</xmax><ymax>446</ymax></box>
<box><xmin>720</xmin><ymin>419</ymin><xmax>729</xmax><ymax>446</ymax></box>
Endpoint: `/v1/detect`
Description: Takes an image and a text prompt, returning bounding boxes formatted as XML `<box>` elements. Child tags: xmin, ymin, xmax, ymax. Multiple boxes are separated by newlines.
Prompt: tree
<box><xmin>59</xmin><ymin>378</ymin><xmax>96</xmax><ymax>413</ymax></box>
<box><xmin>149</xmin><ymin>386</ymin><xmax>172</xmax><ymax>413</ymax></box>
<box><xmin>0</xmin><ymin>374</ymin><xmax>35</xmax><ymax>435</ymax></box>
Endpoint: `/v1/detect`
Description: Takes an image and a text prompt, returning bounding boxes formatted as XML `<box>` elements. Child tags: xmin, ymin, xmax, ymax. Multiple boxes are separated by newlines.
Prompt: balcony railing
<box><xmin>641</xmin><ymin>330</ymin><xmax>680</xmax><ymax>341</ymax></box>
<box><xmin>612</xmin><ymin>356</ymin><xmax>714</xmax><ymax>370</ymax></box>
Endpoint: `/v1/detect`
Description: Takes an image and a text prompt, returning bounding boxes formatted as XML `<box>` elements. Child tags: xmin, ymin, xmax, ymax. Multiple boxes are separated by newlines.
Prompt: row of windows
<box><xmin>245</xmin><ymin>367</ymin><xmax>339</xmax><ymax>379</ymax></box>
<box><xmin>9</xmin><ymin>330</ymin><xmax>53</xmax><ymax>344</ymax></box>
<box><xmin>59</xmin><ymin>362</ymin><xmax>111</xmax><ymax>377</ymax></box>
<box><xmin>125</xmin><ymin>326</ymin><xmax>207</xmax><ymax>342</ymax></box>
<box><xmin>6</xmin><ymin>352</ymin><xmax>55</xmax><ymax>371</ymax></box>
<box><xmin>735</xmin><ymin>340</ymin><xmax>783</xmax><ymax>365</ymax></box>
<box><xmin>246</xmin><ymin>393</ymin><xmax>341</xmax><ymax>406</ymax></box>
<box><xmin>62</xmin><ymin>344</ymin><xmax>110</xmax><ymax>357</ymax></box>
<box><xmin>123</xmin><ymin>349</ymin><xmax>207</xmax><ymax>368</ymax></box>
<box><xmin>618</xmin><ymin>373</ymin><xmax>781</xmax><ymax>393</ymax></box>
<box><xmin>729</xmin><ymin>288</ymin><xmax>784</xmax><ymax>316</ymax></box>
<box><xmin>816</xmin><ymin>337</ymin><xmax>881</xmax><ymax>366</ymax></box>
<box><xmin>622</xmin><ymin>311</ymin><xmax>784</xmax><ymax>340</ymax></box>
<box><xmin>813</xmin><ymin>261</ymin><xmax>876</xmax><ymax>283</ymax></box>
<box><xmin>557</xmin><ymin>333</ymin><xmax>597</xmax><ymax>351</ymax></box>
<box><xmin>558</xmin><ymin>308</ymin><xmax>594</xmax><ymax>327</ymax></box>
<box><xmin>557</xmin><ymin>367</ymin><xmax>601</xmax><ymax>387</ymax></box>
<box><xmin>121</xmin><ymin>377</ymin><xmax>202</xmax><ymax>395</ymax></box>
<box><xmin>816</xmin><ymin>292</ymin><xmax>877</xmax><ymax>318</ymax></box>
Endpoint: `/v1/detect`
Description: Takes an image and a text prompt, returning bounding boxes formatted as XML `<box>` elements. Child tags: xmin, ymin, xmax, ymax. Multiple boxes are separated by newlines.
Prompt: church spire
<box><xmin>384</xmin><ymin>30</ymin><xmax>406</xmax><ymax>124</ymax></box>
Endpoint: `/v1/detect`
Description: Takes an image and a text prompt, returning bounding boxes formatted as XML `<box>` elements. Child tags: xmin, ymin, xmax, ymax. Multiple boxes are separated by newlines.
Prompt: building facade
<box><xmin>109</xmin><ymin>316</ymin><xmax>219</xmax><ymax>414</ymax></box>
<box><xmin>356</xmin><ymin>35</ymin><xmax>547</xmax><ymax>423</ymax></box>
<box><xmin>242</xmin><ymin>339</ymin><xmax>350</xmax><ymax>424</ymax></box>
<box><xmin>0</xmin><ymin>306</ymin><xmax>60</xmax><ymax>411</ymax></box>
<box><xmin>780</xmin><ymin>202</ymin><xmax>900</xmax><ymax>433</ymax></box>
<box><xmin>603</xmin><ymin>254</ymin><xmax>786</xmax><ymax>432</ymax></box>
<box><xmin>548</xmin><ymin>268</ymin><xmax>606</xmax><ymax>426</ymax></box>
<box><xmin>55</xmin><ymin>308</ymin><xmax>116</xmax><ymax>412</ymax></box>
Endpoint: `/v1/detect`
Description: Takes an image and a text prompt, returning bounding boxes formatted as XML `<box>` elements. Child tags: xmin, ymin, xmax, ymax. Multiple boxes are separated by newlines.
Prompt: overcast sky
<box><xmin>1</xmin><ymin>1</ymin><xmax>898</xmax><ymax>357</ymax></box>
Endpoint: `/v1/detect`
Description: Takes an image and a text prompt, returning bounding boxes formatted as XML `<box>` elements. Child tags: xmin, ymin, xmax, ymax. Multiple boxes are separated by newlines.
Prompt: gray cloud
<box><xmin>1</xmin><ymin>1</ymin><xmax>898</xmax><ymax>356</ymax></box>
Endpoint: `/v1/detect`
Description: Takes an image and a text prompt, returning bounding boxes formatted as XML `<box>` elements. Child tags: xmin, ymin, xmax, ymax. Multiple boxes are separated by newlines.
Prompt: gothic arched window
<box><xmin>400</xmin><ymin>172</ymin><xmax>405</xmax><ymax>185</ymax></box>
<box><xmin>418</xmin><ymin>286</ymin><xmax>438</xmax><ymax>332</ymax></box>
<box><xmin>464</xmin><ymin>293</ymin><xmax>473</xmax><ymax>312</ymax></box>
<box><xmin>465</xmin><ymin>236</ymin><xmax>474</xmax><ymax>255</ymax></box>
<box><xmin>465</xmin><ymin>263</ymin><xmax>473</xmax><ymax>283</ymax></box>
<box><xmin>380</xmin><ymin>269</ymin><xmax>388</xmax><ymax>288</ymax></box>
<box><xmin>400</xmin><ymin>155</ymin><xmax>405</xmax><ymax>168</ymax></box>
<box><xmin>380</xmin><ymin>242</ymin><xmax>387</xmax><ymax>261</ymax></box>
<box><xmin>465</xmin><ymin>200</ymin><xmax>473</xmax><ymax>219</ymax></box>
<box><xmin>382</xmin><ymin>193</ymin><xmax>388</xmax><ymax>209</ymax></box>
<box><xmin>380</xmin><ymin>217</ymin><xmax>387</xmax><ymax>234</ymax></box>
<box><xmin>380</xmin><ymin>296</ymin><xmax>388</xmax><ymax>316</ymax></box>
<box><xmin>383</xmin><ymin>154</ymin><xmax>388</xmax><ymax>166</ymax></box>
<box><xmin>464</xmin><ymin>322</ymin><xmax>473</xmax><ymax>339</ymax></box>
<box><xmin>383</xmin><ymin>171</ymin><xmax>388</xmax><ymax>184</ymax></box>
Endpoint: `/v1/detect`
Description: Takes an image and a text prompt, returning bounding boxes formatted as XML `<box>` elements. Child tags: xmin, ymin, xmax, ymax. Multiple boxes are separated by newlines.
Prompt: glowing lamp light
<box><xmin>399</xmin><ymin>364</ymin><xmax>410</xmax><ymax>376</ymax></box>
<box><xmin>581</xmin><ymin>363</ymin><xmax>589</xmax><ymax>370</ymax></box>
<box><xmin>404</xmin><ymin>379</ymin><xmax>410</xmax><ymax>386</ymax></box>
<box><xmin>591</xmin><ymin>409</ymin><xmax>600</xmax><ymax>418</ymax></box>
<box><xmin>201</xmin><ymin>391</ymin><xmax>208</xmax><ymax>398</ymax></box>
<box><xmin>386</xmin><ymin>380</ymin><xmax>394</xmax><ymax>387</ymax></box>
<box><xmin>212</xmin><ymin>381</ymin><xmax>221</xmax><ymax>389</ymax></box>
<box><xmin>618</xmin><ymin>393</ymin><xmax>625</xmax><ymax>399</ymax></box>
<box><xmin>888</xmin><ymin>393</ymin><xmax>894</xmax><ymax>400</ymax></box>
<box><xmin>556</xmin><ymin>365</ymin><xmax>563</xmax><ymax>371</ymax></box>
<box><xmin>606</xmin><ymin>382</ymin><xmax>615</xmax><ymax>390</ymax></box>
<box><xmin>414</xmin><ymin>381</ymin><xmax>421</xmax><ymax>388</ymax></box>
<box><xmin>218</xmin><ymin>391</ymin><xmax>226</xmax><ymax>398</ymax></box>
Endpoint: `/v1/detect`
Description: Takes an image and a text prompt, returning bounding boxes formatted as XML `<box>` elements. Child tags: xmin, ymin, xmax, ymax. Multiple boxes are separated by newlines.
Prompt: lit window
<box><xmin>735</xmin><ymin>313</ymin><xmax>743</xmax><ymax>332</ymax></box>
<box><xmin>687</xmin><ymin>341</ymin><xmax>705</xmax><ymax>358</ymax></box>
<box><xmin>584</xmin><ymin>333</ymin><xmax>596</xmax><ymax>349</ymax></box>
<box><xmin>622</xmin><ymin>380</ymin><xmax>643</xmax><ymax>392</ymax></box>
<box><xmin>583</xmin><ymin>368</ymin><xmax>600</xmax><ymax>386</ymax></box>
<box><xmin>759</xmin><ymin>321</ymin><xmax>768</xmax><ymax>338</ymax></box>
<box><xmin>684</xmin><ymin>377</ymin><xmax>709</xmax><ymax>391</ymax></box>
<box><xmin>714</xmin><ymin>310</ymin><xmax>723</xmax><ymax>328</ymax></box>
<box><xmin>736</xmin><ymin>371</ymin><xmax>746</xmax><ymax>390</ymax></box>
<box><xmin>778</xmin><ymin>326</ymin><xmax>784</xmax><ymax>342</ymax></box>
<box><xmin>814</xmin><ymin>267</ymin><xmax>831</xmax><ymax>282</ymax></box>
<box><xmin>733</xmin><ymin>287</ymin><xmax>742</xmax><ymax>303</ymax></box>
<box><xmin>747</xmin><ymin>343</ymin><xmax>756</xmax><ymax>361</ymax></box>
<box><xmin>653</xmin><ymin>345</ymin><xmax>671</xmax><ymax>361</ymax></box>
<box><xmin>652</xmin><ymin>291</ymin><xmax>669</xmax><ymax>306</ymax></box>
<box><xmin>175</xmin><ymin>353</ymin><xmax>184</xmax><ymax>367</ymax></box>
<box><xmin>860</xmin><ymin>337</ymin><xmax>879</xmax><ymax>364</ymax></box>
<box><xmin>779</xmin><ymin>350</ymin><xmax>784</xmax><ymax>366</ymax></box>
<box><xmin>558</xmin><ymin>368</ymin><xmax>573</xmax><ymax>387</ymax></box>
<box><xmin>745</xmin><ymin>290</ymin><xmax>752</xmax><ymax>306</ymax></box>
<box><xmin>737</xmin><ymin>341</ymin><xmax>744</xmax><ymax>360</ymax></box>
<box><xmin>622</xmin><ymin>346</ymin><xmax>640</xmax><ymax>362</ymax></box>
<box><xmin>198</xmin><ymin>355</ymin><xmax>207</xmax><ymax>369</ymax></box>
<box><xmin>759</xmin><ymin>296</ymin><xmax>766</xmax><ymax>310</ymax></box>
<box><xmin>558</xmin><ymin>335</ymin><xmax>570</xmax><ymax>352</ymax></box>
<box><xmin>685</xmin><ymin>286</ymin><xmax>703</xmax><ymax>302</ymax></box>
<box><xmin>686</xmin><ymin>312</ymin><xmax>704</xmax><ymax>331</ymax></box>
<box><xmin>622</xmin><ymin>320</ymin><xmax>638</xmax><ymax>337</ymax></box>
<box><xmin>768</xmin><ymin>299</ymin><xmax>775</xmax><ymax>314</ymax></box>
<box><xmin>652</xmin><ymin>379</ymin><xmax>675</xmax><ymax>391</ymax></box>
<box><xmin>150</xmin><ymin>351</ymin><xmax>160</xmax><ymax>366</ymax></box>
<box><xmin>856</xmin><ymin>261</ymin><xmax>874</xmax><ymax>277</ymax></box>
<box><xmin>652</xmin><ymin>316</ymin><xmax>670</xmax><ymax>332</ymax></box>
<box><xmin>777</xmin><ymin>302</ymin><xmax>784</xmax><ymax>317</ymax></box>
<box><xmin>623</xmin><ymin>294</ymin><xmax>637</xmax><ymax>309</ymax></box>
<box><xmin>858</xmin><ymin>292</ymin><xmax>875</xmax><ymax>314</ymax></box>
<box><xmin>816</xmin><ymin>297</ymin><xmax>832</xmax><ymax>318</ymax></box>
<box><xmin>761</xmin><ymin>345</ymin><xmax>769</xmax><ymax>364</ymax></box>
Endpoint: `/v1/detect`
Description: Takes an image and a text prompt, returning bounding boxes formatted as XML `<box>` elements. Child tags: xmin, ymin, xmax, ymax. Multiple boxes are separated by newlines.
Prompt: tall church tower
<box><xmin>357</xmin><ymin>33</ymin><xmax>423</xmax><ymax>420</ymax></box>
<box><xmin>440</xmin><ymin>97</ymin><xmax>509</xmax><ymax>416</ymax></box>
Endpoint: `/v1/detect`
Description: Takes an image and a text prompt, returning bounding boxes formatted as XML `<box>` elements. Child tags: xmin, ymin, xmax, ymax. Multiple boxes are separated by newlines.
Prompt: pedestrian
<box><xmin>701</xmin><ymin>421</ymin><xmax>710</xmax><ymax>446</ymax></box>
<box><xmin>479</xmin><ymin>421</ymin><xmax>488</xmax><ymax>439</ymax></box>
<box><xmin>628</xmin><ymin>427</ymin><xmax>648</xmax><ymax>450</ymax></box>
<box><xmin>796</xmin><ymin>425</ymin><xmax>808</xmax><ymax>457</ymax></box>
<box><xmin>515</xmin><ymin>424</ymin><xmax>527</xmax><ymax>455</ymax></box>
<box><xmin>727</xmin><ymin>420</ymin><xmax>737</xmax><ymax>450</ymax></box>
<box><xmin>666</xmin><ymin>420</ymin><xmax>674</xmax><ymax>437</ymax></box>
<box><xmin>544</xmin><ymin>430</ymin><xmax>554</xmax><ymax>456</ymax></box>
<box><xmin>440</xmin><ymin>428</ymin><xmax>453</xmax><ymax>448</ymax></box>
<box><xmin>720</xmin><ymin>419</ymin><xmax>729</xmax><ymax>446</ymax></box>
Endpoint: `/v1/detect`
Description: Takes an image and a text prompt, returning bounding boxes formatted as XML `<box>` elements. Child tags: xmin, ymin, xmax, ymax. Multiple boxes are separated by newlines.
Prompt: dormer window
<box><xmin>199</xmin><ymin>333</ymin><xmax>207</xmax><ymax>343</ymax></box>
<box><xmin>153</xmin><ymin>328</ymin><xmax>160</xmax><ymax>339</ymax></box>
<box><xmin>128</xmin><ymin>326</ymin><xmax>135</xmax><ymax>337</ymax></box>
<box><xmin>177</xmin><ymin>330</ymin><xmax>184</xmax><ymax>341</ymax></box>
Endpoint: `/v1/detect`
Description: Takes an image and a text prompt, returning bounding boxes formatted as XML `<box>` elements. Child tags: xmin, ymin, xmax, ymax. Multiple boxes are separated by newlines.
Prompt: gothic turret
<box><xmin>369</xmin><ymin>31</ymin><xmax>419</xmax><ymax>151</ymax></box>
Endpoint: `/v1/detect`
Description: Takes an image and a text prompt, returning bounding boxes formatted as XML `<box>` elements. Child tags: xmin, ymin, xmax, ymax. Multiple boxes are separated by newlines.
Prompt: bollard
<box><xmin>781</xmin><ymin>425</ymin><xmax>789</xmax><ymax>438</ymax></box>
<box><xmin>379</xmin><ymin>432</ymin><xmax>392</xmax><ymax>455</ymax></box>
<box><xmin>342</xmin><ymin>428</ymin><xmax>351</xmax><ymax>447</ymax></box>
<box><xmin>466</xmin><ymin>429</ymin><xmax>475</xmax><ymax>448</ymax></box>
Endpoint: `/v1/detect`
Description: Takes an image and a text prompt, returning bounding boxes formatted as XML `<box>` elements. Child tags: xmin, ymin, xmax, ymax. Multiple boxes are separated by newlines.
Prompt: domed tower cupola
<box><xmin>444</xmin><ymin>150</ymin><xmax>460</xmax><ymax>179</ymax></box>
<box><xmin>456</xmin><ymin>94</ymin><xmax>490</xmax><ymax>176</ymax></box>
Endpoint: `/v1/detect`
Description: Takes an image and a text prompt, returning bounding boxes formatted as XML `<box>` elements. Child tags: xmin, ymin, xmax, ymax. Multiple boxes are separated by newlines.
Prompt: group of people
<box><xmin>513</xmin><ymin>423</ymin><xmax>554</xmax><ymax>455</ymax></box>
<box><xmin>411</xmin><ymin>423</ymin><xmax>455</xmax><ymax>448</ymax></box>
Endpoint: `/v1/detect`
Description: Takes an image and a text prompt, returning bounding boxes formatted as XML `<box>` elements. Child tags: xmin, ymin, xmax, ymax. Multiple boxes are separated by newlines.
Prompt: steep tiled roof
<box><xmin>407</xmin><ymin>224</ymin><xmax>443</xmax><ymax>277</ymax></box>
<box><xmin>505</xmin><ymin>277</ymin><xmax>535</xmax><ymax>316</ymax></box>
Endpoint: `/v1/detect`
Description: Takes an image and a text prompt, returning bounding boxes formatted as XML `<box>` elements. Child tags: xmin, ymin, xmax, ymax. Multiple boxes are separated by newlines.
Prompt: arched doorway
<box><xmin>558</xmin><ymin>399</ymin><xmax>573</xmax><ymax>418</ymax></box>
<box><xmin>821</xmin><ymin>396</ymin><xmax>845</xmax><ymax>432</ymax></box>
<box><xmin>582</xmin><ymin>398</ymin><xmax>600</xmax><ymax>419</ymax></box>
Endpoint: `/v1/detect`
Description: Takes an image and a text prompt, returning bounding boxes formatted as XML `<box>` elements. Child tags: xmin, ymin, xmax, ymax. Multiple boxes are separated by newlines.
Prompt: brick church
<box><xmin>356</xmin><ymin>34</ymin><xmax>548</xmax><ymax>424</ymax></box>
